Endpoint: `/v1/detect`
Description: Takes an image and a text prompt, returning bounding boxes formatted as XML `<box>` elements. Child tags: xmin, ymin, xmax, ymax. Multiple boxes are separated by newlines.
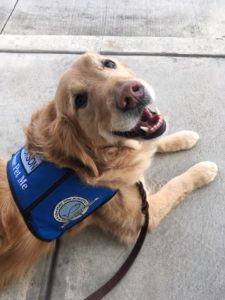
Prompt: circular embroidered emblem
<box><xmin>54</xmin><ymin>197</ymin><xmax>90</xmax><ymax>223</ymax></box>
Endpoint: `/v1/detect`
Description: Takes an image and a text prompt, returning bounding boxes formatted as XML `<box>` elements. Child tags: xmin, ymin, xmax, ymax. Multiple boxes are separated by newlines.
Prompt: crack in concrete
<box><xmin>0</xmin><ymin>0</ymin><xmax>19</xmax><ymax>34</ymax></box>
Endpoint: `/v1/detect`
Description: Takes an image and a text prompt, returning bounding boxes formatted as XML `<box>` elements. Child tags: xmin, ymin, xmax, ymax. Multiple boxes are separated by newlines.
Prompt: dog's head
<box><xmin>27</xmin><ymin>53</ymin><xmax>166</xmax><ymax>180</ymax></box>
<box><xmin>54</xmin><ymin>53</ymin><xmax>166</xmax><ymax>144</ymax></box>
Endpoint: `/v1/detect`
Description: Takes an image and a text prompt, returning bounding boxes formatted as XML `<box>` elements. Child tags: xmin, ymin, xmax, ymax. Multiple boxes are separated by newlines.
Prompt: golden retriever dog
<box><xmin>0</xmin><ymin>53</ymin><xmax>218</xmax><ymax>287</ymax></box>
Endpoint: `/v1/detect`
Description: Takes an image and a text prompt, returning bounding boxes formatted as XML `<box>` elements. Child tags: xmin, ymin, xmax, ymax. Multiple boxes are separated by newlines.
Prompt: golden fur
<box><xmin>0</xmin><ymin>53</ymin><xmax>218</xmax><ymax>286</ymax></box>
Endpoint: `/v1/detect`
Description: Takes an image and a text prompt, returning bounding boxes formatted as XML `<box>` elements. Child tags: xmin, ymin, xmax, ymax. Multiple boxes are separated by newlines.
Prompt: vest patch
<box><xmin>7</xmin><ymin>147</ymin><xmax>117</xmax><ymax>241</ymax></box>
<box><xmin>53</xmin><ymin>196</ymin><xmax>98</xmax><ymax>224</ymax></box>
<box><xmin>21</xmin><ymin>148</ymin><xmax>42</xmax><ymax>174</ymax></box>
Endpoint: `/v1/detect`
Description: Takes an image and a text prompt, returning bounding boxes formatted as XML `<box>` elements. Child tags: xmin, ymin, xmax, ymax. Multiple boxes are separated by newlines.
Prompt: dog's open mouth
<box><xmin>113</xmin><ymin>105</ymin><xmax>166</xmax><ymax>139</ymax></box>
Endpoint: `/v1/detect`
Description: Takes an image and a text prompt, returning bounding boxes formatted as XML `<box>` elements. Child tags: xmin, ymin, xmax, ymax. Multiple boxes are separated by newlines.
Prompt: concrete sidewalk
<box><xmin>1</xmin><ymin>0</ymin><xmax>225</xmax><ymax>38</ymax></box>
<box><xmin>0</xmin><ymin>1</ymin><xmax>225</xmax><ymax>300</ymax></box>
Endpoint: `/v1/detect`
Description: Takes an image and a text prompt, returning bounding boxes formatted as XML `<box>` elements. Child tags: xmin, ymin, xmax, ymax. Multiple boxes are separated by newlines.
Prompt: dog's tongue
<box><xmin>135</xmin><ymin>106</ymin><xmax>163</xmax><ymax>133</ymax></box>
<box><xmin>140</xmin><ymin>107</ymin><xmax>160</xmax><ymax>124</ymax></box>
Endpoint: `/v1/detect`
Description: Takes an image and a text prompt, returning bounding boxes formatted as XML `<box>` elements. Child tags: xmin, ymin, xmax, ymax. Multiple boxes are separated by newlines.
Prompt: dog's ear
<box><xmin>48</xmin><ymin>115</ymin><xmax>100</xmax><ymax>177</ymax></box>
<box><xmin>26</xmin><ymin>101</ymin><xmax>100</xmax><ymax>178</ymax></box>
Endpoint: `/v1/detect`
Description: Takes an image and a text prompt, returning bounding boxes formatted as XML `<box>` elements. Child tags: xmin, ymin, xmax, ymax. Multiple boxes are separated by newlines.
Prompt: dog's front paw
<box><xmin>157</xmin><ymin>130</ymin><xmax>199</xmax><ymax>153</ymax></box>
<box><xmin>188</xmin><ymin>161</ymin><xmax>218</xmax><ymax>189</ymax></box>
<box><xmin>179</xmin><ymin>130</ymin><xmax>199</xmax><ymax>150</ymax></box>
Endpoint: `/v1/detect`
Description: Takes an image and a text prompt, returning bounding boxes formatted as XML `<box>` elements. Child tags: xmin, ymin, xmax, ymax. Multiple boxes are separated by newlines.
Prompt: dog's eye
<box><xmin>74</xmin><ymin>93</ymin><xmax>88</xmax><ymax>109</ymax></box>
<box><xmin>102</xmin><ymin>59</ymin><xmax>116</xmax><ymax>69</ymax></box>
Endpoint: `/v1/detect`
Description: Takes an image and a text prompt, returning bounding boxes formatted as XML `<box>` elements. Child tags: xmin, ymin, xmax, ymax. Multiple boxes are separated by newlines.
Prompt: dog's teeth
<box><xmin>140</xmin><ymin>126</ymin><xmax>149</xmax><ymax>132</ymax></box>
<box><xmin>155</xmin><ymin>107</ymin><xmax>161</xmax><ymax>115</ymax></box>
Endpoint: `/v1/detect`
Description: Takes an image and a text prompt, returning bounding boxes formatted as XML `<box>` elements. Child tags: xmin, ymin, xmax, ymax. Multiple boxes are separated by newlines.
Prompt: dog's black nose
<box><xmin>116</xmin><ymin>80</ymin><xmax>145</xmax><ymax>110</ymax></box>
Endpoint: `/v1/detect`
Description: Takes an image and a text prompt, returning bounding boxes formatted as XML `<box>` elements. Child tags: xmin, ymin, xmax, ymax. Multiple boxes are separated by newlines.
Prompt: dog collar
<box><xmin>7</xmin><ymin>147</ymin><xmax>117</xmax><ymax>241</ymax></box>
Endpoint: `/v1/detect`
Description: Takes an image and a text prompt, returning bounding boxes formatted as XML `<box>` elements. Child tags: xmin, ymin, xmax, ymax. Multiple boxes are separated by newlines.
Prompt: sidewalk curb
<box><xmin>0</xmin><ymin>35</ymin><xmax>225</xmax><ymax>57</ymax></box>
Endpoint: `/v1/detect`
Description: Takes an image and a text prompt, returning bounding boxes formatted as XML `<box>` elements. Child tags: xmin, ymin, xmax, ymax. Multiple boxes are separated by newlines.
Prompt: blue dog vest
<box><xmin>7</xmin><ymin>147</ymin><xmax>117</xmax><ymax>241</ymax></box>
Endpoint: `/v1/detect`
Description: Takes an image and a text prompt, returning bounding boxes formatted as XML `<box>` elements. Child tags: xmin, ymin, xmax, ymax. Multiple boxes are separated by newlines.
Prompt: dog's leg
<box><xmin>157</xmin><ymin>131</ymin><xmax>199</xmax><ymax>153</ymax></box>
<box><xmin>94</xmin><ymin>185</ymin><xmax>145</xmax><ymax>244</ymax></box>
<box><xmin>149</xmin><ymin>161</ymin><xmax>218</xmax><ymax>230</ymax></box>
<box><xmin>94</xmin><ymin>162</ymin><xmax>217</xmax><ymax>243</ymax></box>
